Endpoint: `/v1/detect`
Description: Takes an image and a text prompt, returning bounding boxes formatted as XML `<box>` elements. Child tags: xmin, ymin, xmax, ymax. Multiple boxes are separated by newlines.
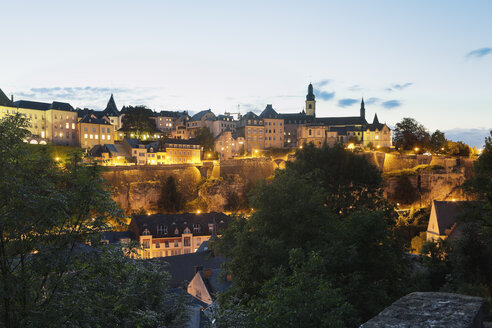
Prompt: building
<box><xmin>161</xmin><ymin>138</ymin><xmax>201</xmax><ymax>164</ymax></box>
<box><xmin>128</xmin><ymin>212</ymin><xmax>230</xmax><ymax>259</ymax></box>
<box><xmin>297</xmin><ymin>124</ymin><xmax>337</xmax><ymax>147</ymax></box>
<box><xmin>278</xmin><ymin>85</ymin><xmax>392</xmax><ymax>148</ymax></box>
<box><xmin>259</xmin><ymin>104</ymin><xmax>284</xmax><ymax>149</ymax></box>
<box><xmin>102</xmin><ymin>94</ymin><xmax>122</xmax><ymax>131</ymax></box>
<box><xmin>88</xmin><ymin>143</ymin><xmax>131</xmax><ymax>166</ymax></box>
<box><xmin>188</xmin><ymin>268</ymin><xmax>231</xmax><ymax>305</ymax></box>
<box><xmin>214</xmin><ymin>130</ymin><xmax>245</xmax><ymax>160</ymax></box>
<box><xmin>153</xmin><ymin>110</ymin><xmax>188</xmax><ymax>133</ymax></box>
<box><xmin>236</xmin><ymin>111</ymin><xmax>265</xmax><ymax>152</ymax></box>
<box><xmin>78</xmin><ymin>115</ymin><xmax>114</xmax><ymax>149</ymax></box>
<box><xmin>186</xmin><ymin>109</ymin><xmax>216</xmax><ymax>136</ymax></box>
<box><xmin>426</xmin><ymin>200</ymin><xmax>476</xmax><ymax>241</ymax></box>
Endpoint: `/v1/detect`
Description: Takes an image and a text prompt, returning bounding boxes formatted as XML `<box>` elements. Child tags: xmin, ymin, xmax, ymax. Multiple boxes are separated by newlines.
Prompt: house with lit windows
<box><xmin>259</xmin><ymin>104</ymin><xmax>284</xmax><ymax>149</ymax></box>
<box><xmin>236</xmin><ymin>111</ymin><xmax>265</xmax><ymax>152</ymax></box>
<box><xmin>128</xmin><ymin>212</ymin><xmax>230</xmax><ymax>259</ymax></box>
<box><xmin>122</xmin><ymin>138</ymin><xmax>201</xmax><ymax>165</ymax></box>
<box><xmin>78</xmin><ymin>115</ymin><xmax>114</xmax><ymax>149</ymax></box>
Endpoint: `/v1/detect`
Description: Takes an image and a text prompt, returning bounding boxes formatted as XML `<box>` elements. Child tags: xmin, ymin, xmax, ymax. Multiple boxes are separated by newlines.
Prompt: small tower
<box><xmin>360</xmin><ymin>98</ymin><xmax>365</xmax><ymax>120</ymax></box>
<box><xmin>373</xmin><ymin>113</ymin><xmax>379</xmax><ymax>124</ymax></box>
<box><xmin>305</xmin><ymin>83</ymin><xmax>316</xmax><ymax>116</ymax></box>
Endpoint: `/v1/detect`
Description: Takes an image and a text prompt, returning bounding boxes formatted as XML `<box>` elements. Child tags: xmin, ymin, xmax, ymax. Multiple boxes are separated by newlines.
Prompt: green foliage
<box><xmin>194</xmin><ymin>127</ymin><xmax>215</xmax><ymax>153</ymax></box>
<box><xmin>382</xmin><ymin>164</ymin><xmax>445</xmax><ymax>178</ymax></box>
<box><xmin>158</xmin><ymin>176</ymin><xmax>185</xmax><ymax>213</ymax></box>
<box><xmin>251</xmin><ymin>250</ymin><xmax>357</xmax><ymax>328</ymax></box>
<box><xmin>410</xmin><ymin>231</ymin><xmax>427</xmax><ymax>254</ymax></box>
<box><xmin>430</xmin><ymin>130</ymin><xmax>447</xmax><ymax>153</ymax></box>
<box><xmin>121</xmin><ymin>106</ymin><xmax>157</xmax><ymax>138</ymax></box>
<box><xmin>215</xmin><ymin>144</ymin><xmax>408</xmax><ymax>326</ymax></box>
<box><xmin>391</xmin><ymin>175</ymin><xmax>418</xmax><ymax>205</ymax></box>
<box><xmin>394</xmin><ymin>117</ymin><xmax>430</xmax><ymax>151</ymax></box>
<box><xmin>224</xmin><ymin>191</ymin><xmax>249</xmax><ymax>213</ymax></box>
<box><xmin>0</xmin><ymin>114</ymin><xmax>185</xmax><ymax>327</ymax></box>
<box><xmin>446</xmin><ymin>140</ymin><xmax>472</xmax><ymax>157</ymax></box>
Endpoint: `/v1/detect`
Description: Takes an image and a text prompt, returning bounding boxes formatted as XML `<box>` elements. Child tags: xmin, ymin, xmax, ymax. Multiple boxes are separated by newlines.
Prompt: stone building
<box><xmin>236</xmin><ymin>111</ymin><xmax>265</xmax><ymax>152</ymax></box>
<box><xmin>128</xmin><ymin>212</ymin><xmax>230</xmax><ymax>259</ymax></box>
<box><xmin>259</xmin><ymin>104</ymin><xmax>284</xmax><ymax>149</ymax></box>
<box><xmin>214</xmin><ymin>130</ymin><xmax>245</xmax><ymax>160</ymax></box>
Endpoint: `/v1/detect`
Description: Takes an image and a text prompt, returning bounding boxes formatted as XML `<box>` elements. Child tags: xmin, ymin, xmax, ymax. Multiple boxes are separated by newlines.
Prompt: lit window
<box><xmin>102</xmin><ymin>135</ymin><xmax>105</xmax><ymax>140</ymax></box>
<box><xmin>90</xmin><ymin>134</ymin><xmax>93</xmax><ymax>139</ymax></box>
<box><xmin>72</xmin><ymin>123</ymin><xmax>75</xmax><ymax>129</ymax></box>
<box><xmin>95</xmin><ymin>134</ymin><xmax>98</xmax><ymax>139</ymax></box>
<box><xmin>65</xmin><ymin>122</ymin><xmax>69</xmax><ymax>129</ymax></box>
<box><xmin>107</xmin><ymin>135</ymin><xmax>111</xmax><ymax>140</ymax></box>
<box><xmin>193</xmin><ymin>224</ymin><xmax>201</xmax><ymax>233</ymax></box>
<box><xmin>84</xmin><ymin>134</ymin><xmax>88</xmax><ymax>139</ymax></box>
<box><xmin>155</xmin><ymin>241</ymin><xmax>160</xmax><ymax>248</ymax></box>
<box><xmin>142</xmin><ymin>240</ymin><xmax>150</xmax><ymax>248</ymax></box>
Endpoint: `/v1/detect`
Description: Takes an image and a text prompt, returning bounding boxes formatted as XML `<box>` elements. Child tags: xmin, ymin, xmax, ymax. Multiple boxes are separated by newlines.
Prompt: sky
<box><xmin>1</xmin><ymin>0</ymin><xmax>491</xmax><ymax>147</ymax></box>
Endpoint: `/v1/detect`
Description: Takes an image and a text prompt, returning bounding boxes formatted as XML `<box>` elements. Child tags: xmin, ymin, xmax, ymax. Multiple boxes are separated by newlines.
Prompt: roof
<box><xmin>432</xmin><ymin>200</ymin><xmax>477</xmax><ymax>236</ymax></box>
<box><xmin>103</xmin><ymin>94</ymin><xmax>119</xmax><ymax>117</ymax></box>
<box><xmin>131</xmin><ymin>212</ymin><xmax>230</xmax><ymax>238</ymax></box>
<box><xmin>315</xmin><ymin>116</ymin><xmax>367</xmax><ymax>126</ymax></box>
<box><xmin>159</xmin><ymin>251</ymin><xmax>226</xmax><ymax>287</ymax></box>
<box><xmin>124</xmin><ymin>138</ymin><xmax>141</xmax><ymax>148</ymax></box>
<box><xmin>154</xmin><ymin>110</ymin><xmax>187</xmax><ymax>118</ymax></box>
<box><xmin>79</xmin><ymin>115</ymin><xmax>111</xmax><ymax>125</ymax></box>
<box><xmin>278</xmin><ymin>112</ymin><xmax>315</xmax><ymax>124</ymax></box>
<box><xmin>259</xmin><ymin>104</ymin><xmax>279</xmax><ymax>119</ymax></box>
<box><xmin>241</xmin><ymin>111</ymin><xmax>260</xmax><ymax>120</ymax></box>
<box><xmin>216</xmin><ymin>114</ymin><xmax>235</xmax><ymax>121</ymax></box>
<box><xmin>162</xmin><ymin>138</ymin><xmax>201</xmax><ymax>146</ymax></box>
<box><xmin>191</xmin><ymin>109</ymin><xmax>216</xmax><ymax>122</ymax></box>
<box><xmin>13</xmin><ymin>100</ymin><xmax>74</xmax><ymax>112</ymax></box>
<box><xmin>199</xmin><ymin>268</ymin><xmax>231</xmax><ymax>295</ymax></box>
<box><xmin>101</xmin><ymin>231</ymin><xmax>135</xmax><ymax>244</ymax></box>
<box><xmin>0</xmin><ymin>89</ymin><xmax>13</xmax><ymax>107</ymax></box>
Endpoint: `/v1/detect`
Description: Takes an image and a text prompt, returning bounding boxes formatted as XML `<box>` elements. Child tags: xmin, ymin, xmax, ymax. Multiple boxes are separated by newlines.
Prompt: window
<box><xmin>208</xmin><ymin>223</ymin><xmax>214</xmax><ymax>234</ymax></box>
<box><xmin>174</xmin><ymin>240</ymin><xmax>179</xmax><ymax>247</ymax></box>
<box><xmin>142</xmin><ymin>240</ymin><xmax>150</xmax><ymax>248</ymax></box>
<box><xmin>95</xmin><ymin>134</ymin><xmax>98</xmax><ymax>139</ymax></box>
<box><xmin>90</xmin><ymin>134</ymin><xmax>93</xmax><ymax>139</ymax></box>
<box><xmin>155</xmin><ymin>241</ymin><xmax>160</xmax><ymax>248</ymax></box>
<box><xmin>174</xmin><ymin>228</ymin><xmax>179</xmax><ymax>234</ymax></box>
<box><xmin>72</xmin><ymin>123</ymin><xmax>75</xmax><ymax>129</ymax></box>
<box><xmin>142</xmin><ymin>228</ymin><xmax>150</xmax><ymax>236</ymax></box>
<box><xmin>193</xmin><ymin>224</ymin><xmax>201</xmax><ymax>233</ymax></box>
<box><xmin>84</xmin><ymin>127</ymin><xmax>88</xmax><ymax>132</ymax></box>
<box><xmin>102</xmin><ymin>127</ymin><xmax>105</xmax><ymax>133</ymax></box>
<box><xmin>165</xmin><ymin>240</ymin><xmax>169</xmax><ymax>248</ymax></box>
<box><xmin>157</xmin><ymin>224</ymin><xmax>167</xmax><ymax>234</ymax></box>
<box><xmin>184</xmin><ymin>227</ymin><xmax>191</xmax><ymax>234</ymax></box>
<box><xmin>84</xmin><ymin>134</ymin><xmax>88</xmax><ymax>139</ymax></box>
<box><xmin>102</xmin><ymin>135</ymin><xmax>106</xmax><ymax>140</ymax></box>
<box><xmin>93</xmin><ymin>127</ymin><xmax>96</xmax><ymax>132</ymax></box>
<box><xmin>65</xmin><ymin>122</ymin><xmax>69</xmax><ymax>129</ymax></box>
<box><xmin>184</xmin><ymin>237</ymin><xmax>191</xmax><ymax>247</ymax></box>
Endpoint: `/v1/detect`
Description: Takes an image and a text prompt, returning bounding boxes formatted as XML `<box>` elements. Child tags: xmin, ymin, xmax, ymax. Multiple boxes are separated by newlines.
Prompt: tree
<box><xmin>391</xmin><ymin>175</ymin><xmax>418</xmax><ymax>205</ymax></box>
<box><xmin>194</xmin><ymin>127</ymin><xmax>215</xmax><ymax>154</ymax></box>
<box><xmin>214</xmin><ymin>144</ymin><xmax>408</xmax><ymax>325</ymax></box>
<box><xmin>121</xmin><ymin>105</ymin><xmax>157</xmax><ymax>138</ymax></box>
<box><xmin>393</xmin><ymin>117</ymin><xmax>430</xmax><ymax>151</ymax></box>
<box><xmin>446</xmin><ymin>140</ymin><xmax>471</xmax><ymax>157</ymax></box>
<box><xmin>158</xmin><ymin>176</ymin><xmax>185</xmax><ymax>213</ymax></box>
<box><xmin>430</xmin><ymin>130</ymin><xmax>447</xmax><ymax>153</ymax></box>
<box><xmin>0</xmin><ymin>114</ymin><xmax>185</xmax><ymax>327</ymax></box>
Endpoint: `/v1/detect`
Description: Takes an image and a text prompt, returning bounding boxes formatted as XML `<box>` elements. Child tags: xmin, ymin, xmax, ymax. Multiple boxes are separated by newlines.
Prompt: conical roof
<box><xmin>103</xmin><ymin>94</ymin><xmax>119</xmax><ymax>116</ymax></box>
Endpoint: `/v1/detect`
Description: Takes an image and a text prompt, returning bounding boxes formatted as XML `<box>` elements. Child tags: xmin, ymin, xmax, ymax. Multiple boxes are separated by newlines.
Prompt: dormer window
<box><xmin>142</xmin><ymin>229</ymin><xmax>150</xmax><ymax>236</ymax></box>
<box><xmin>193</xmin><ymin>224</ymin><xmax>201</xmax><ymax>233</ymax></box>
<box><xmin>184</xmin><ymin>227</ymin><xmax>191</xmax><ymax>234</ymax></box>
<box><xmin>174</xmin><ymin>228</ymin><xmax>179</xmax><ymax>234</ymax></box>
<box><xmin>157</xmin><ymin>224</ymin><xmax>167</xmax><ymax>235</ymax></box>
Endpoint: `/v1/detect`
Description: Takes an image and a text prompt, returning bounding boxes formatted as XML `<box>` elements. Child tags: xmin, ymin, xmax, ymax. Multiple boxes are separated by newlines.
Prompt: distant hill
<box><xmin>444</xmin><ymin>128</ymin><xmax>491</xmax><ymax>148</ymax></box>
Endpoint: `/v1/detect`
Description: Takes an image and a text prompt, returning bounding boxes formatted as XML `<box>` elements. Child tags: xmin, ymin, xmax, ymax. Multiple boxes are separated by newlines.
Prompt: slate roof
<box><xmin>432</xmin><ymin>200</ymin><xmax>477</xmax><ymax>236</ymax></box>
<box><xmin>278</xmin><ymin>112</ymin><xmax>315</xmax><ymax>124</ymax></box>
<box><xmin>101</xmin><ymin>231</ymin><xmax>135</xmax><ymax>244</ymax></box>
<box><xmin>124</xmin><ymin>138</ymin><xmax>141</xmax><ymax>148</ymax></box>
<box><xmin>191</xmin><ymin>109</ymin><xmax>216</xmax><ymax>122</ymax></box>
<box><xmin>103</xmin><ymin>94</ymin><xmax>119</xmax><ymax>117</ymax></box>
<box><xmin>316</xmin><ymin>116</ymin><xmax>367</xmax><ymax>126</ymax></box>
<box><xmin>216</xmin><ymin>114</ymin><xmax>235</xmax><ymax>121</ymax></box>
<box><xmin>240</xmin><ymin>111</ymin><xmax>260</xmax><ymax>121</ymax></box>
<box><xmin>158</xmin><ymin>250</ymin><xmax>226</xmax><ymax>287</ymax></box>
<box><xmin>131</xmin><ymin>212</ymin><xmax>230</xmax><ymax>238</ymax></box>
<box><xmin>259</xmin><ymin>104</ymin><xmax>279</xmax><ymax>119</ymax></box>
<box><xmin>161</xmin><ymin>138</ymin><xmax>201</xmax><ymax>146</ymax></box>
<box><xmin>13</xmin><ymin>100</ymin><xmax>75</xmax><ymax>112</ymax></box>
<box><xmin>0</xmin><ymin>89</ymin><xmax>13</xmax><ymax>107</ymax></box>
<box><xmin>79</xmin><ymin>115</ymin><xmax>111</xmax><ymax>125</ymax></box>
<box><xmin>199</xmin><ymin>268</ymin><xmax>231</xmax><ymax>295</ymax></box>
<box><xmin>154</xmin><ymin>110</ymin><xmax>187</xmax><ymax>118</ymax></box>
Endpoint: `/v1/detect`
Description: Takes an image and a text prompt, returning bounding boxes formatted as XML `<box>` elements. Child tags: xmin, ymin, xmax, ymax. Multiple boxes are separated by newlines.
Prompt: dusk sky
<box><xmin>1</xmin><ymin>1</ymin><xmax>491</xmax><ymax>146</ymax></box>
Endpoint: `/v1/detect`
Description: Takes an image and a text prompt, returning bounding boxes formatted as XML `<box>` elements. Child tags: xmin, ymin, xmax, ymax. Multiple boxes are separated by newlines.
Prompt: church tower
<box><xmin>306</xmin><ymin>83</ymin><xmax>316</xmax><ymax>116</ymax></box>
<box><xmin>360</xmin><ymin>98</ymin><xmax>366</xmax><ymax>120</ymax></box>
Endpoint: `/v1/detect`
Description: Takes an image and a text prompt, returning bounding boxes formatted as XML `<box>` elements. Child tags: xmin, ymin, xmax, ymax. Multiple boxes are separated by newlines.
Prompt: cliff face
<box><xmin>102</xmin><ymin>154</ymin><xmax>473</xmax><ymax>213</ymax></box>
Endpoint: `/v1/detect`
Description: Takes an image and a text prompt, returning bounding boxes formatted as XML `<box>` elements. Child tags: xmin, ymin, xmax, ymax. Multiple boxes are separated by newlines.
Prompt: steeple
<box><xmin>360</xmin><ymin>97</ymin><xmax>365</xmax><ymax>119</ymax></box>
<box><xmin>373</xmin><ymin>113</ymin><xmax>379</xmax><ymax>124</ymax></box>
<box><xmin>104</xmin><ymin>94</ymin><xmax>119</xmax><ymax>116</ymax></box>
<box><xmin>305</xmin><ymin>83</ymin><xmax>316</xmax><ymax>116</ymax></box>
<box><xmin>306</xmin><ymin>83</ymin><xmax>315</xmax><ymax>101</ymax></box>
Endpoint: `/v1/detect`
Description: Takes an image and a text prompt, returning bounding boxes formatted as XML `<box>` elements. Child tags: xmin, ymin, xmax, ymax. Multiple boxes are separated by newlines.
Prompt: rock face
<box><xmin>361</xmin><ymin>292</ymin><xmax>487</xmax><ymax>328</ymax></box>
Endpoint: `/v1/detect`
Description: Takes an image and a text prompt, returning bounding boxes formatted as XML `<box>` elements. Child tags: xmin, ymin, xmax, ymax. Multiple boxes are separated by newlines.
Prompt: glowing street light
<box><xmin>55</xmin><ymin>157</ymin><xmax>60</xmax><ymax>161</ymax></box>
<box><xmin>414</xmin><ymin>147</ymin><xmax>420</xmax><ymax>152</ymax></box>
<box><xmin>196</xmin><ymin>210</ymin><xmax>201</xmax><ymax>214</ymax></box>
<box><xmin>347</xmin><ymin>143</ymin><xmax>355</xmax><ymax>150</ymax></box>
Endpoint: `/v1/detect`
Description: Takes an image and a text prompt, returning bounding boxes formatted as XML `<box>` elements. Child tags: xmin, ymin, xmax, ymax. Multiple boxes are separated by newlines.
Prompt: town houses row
<box><xmin>0</xmin><ymin>84</ymin><xmax>392</xmax><ymax>164</ymax></box>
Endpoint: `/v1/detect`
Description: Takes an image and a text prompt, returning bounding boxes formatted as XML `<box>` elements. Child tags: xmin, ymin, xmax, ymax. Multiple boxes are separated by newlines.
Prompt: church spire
<box><xmin>373</xmin><ymin>113</ymin><xmax>379</xmax><ymax>124</ymax></box>
<box><xmin>104</xmin><ymin>93</ymin><xmax>119</xmax><ymax>116</ymax></box>
<box><xmin>305</xmin><ymin>83</ymin><xmax>316</xmax><ymax>116</ymax></box>
<box><xmin>360</xmin><ymin>97</ymin><xmax>365</xmax><ymax>119</ymax></box>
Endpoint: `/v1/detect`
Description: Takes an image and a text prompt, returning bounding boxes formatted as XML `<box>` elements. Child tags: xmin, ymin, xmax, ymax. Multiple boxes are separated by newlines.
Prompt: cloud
<box><xmin>386</xmin><ymin>83</ymin><xmax>413</xmax><ymax>92</ymax></box>
<box><xmin>316</xmin><ymin>90</ymin><xmax>335</xmax><ymax>101</ymax></box>
<box><xmin>466</xmin><ymin>47</ymin><xmax>492</xmax><ymax>59</ymax></box>
<box><xmin>364</xmin><ymin>97</ymin><xmax>380</xmax><ymax>105</ymax></box>
<box><xmin>348</xmin><ymin>84</ymin><xmax>362</xmax><ymax>92</ymax></box>
<box><xmin>381</xmin><ymin>100</ymin><xmax>401</xmax><ymax>109</ymax></box>
<box><xmin>338</xmin><ymin>98</ymin><xmax>358</xmax><ymax>107</ymax></box>
<box><xmin>314</xmin><ymin>79</ymin><xmax>331</xmax><ymax>87</ymax></box>
<box><xmin>444</xmin><ymin>128</ymin><xmax>491</xmax><ymax>148</ymax></box>
<box><xmin>13</xmin><ymin>86</ymin><xmax>157</xmax><ymax>110</ymax></box>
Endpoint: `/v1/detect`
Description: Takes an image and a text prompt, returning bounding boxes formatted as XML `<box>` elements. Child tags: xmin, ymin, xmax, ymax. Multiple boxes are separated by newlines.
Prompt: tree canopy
<box><xmin>214</xmin><ymin>144</ymin><xmax>409</xmax><ymax>326</ymax></box>
<box><xmin>0</xmin><ymin>114</ymin><xmax>186</xmax><ymax>327</ymax></box>
<box><xmin>194</xmin><ymin>127</ymin><xmax>215</xmax><ymax>154</ymax></box>
<box><xmin>394</xmin><ymin>117</ymin><xmax>431</xmax><ymax>151</ymax></box>
<box><xmin>121</xmin><ymin>105</ymin><xmax>157</xmax><ymax>138</ymax></box>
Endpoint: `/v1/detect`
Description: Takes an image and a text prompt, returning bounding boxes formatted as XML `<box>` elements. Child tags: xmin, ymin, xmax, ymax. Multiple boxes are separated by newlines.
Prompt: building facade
<box><xmin>236</xmin><ymin>112</ymin><xmax>265</xmax><ymax>152</ymax></box>
<box><xmin>259</xmin><ymin>104</ymin><xmax>284</xmax><ymax>149</ymax></box>
<box><xmin>128</xmin><ymin>212</ymin><xmax>230</xmax><ymax>259</ymax></box>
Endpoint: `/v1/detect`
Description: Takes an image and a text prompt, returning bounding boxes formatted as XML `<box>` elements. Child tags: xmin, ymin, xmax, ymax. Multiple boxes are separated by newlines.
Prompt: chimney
<box><xmin>203</xmin><ymin>268</ymin><xmax>212</xmax><ymax>279</ymax></box>
<box><xmin>194</xmin><ymin>265</ymin><xmax>203</xmax><ymax>274</ymax></box>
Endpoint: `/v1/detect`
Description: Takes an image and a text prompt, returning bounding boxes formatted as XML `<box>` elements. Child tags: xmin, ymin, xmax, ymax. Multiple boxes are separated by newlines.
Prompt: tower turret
<box><xmin>360</xmin><ymin>98</ymin><xmax>365</xmax><ymax>119</ymax></box>
<box><xmin>305</xmin><ymin>83</ymin><xmax>316</xmax><ymax>116</ymax></box>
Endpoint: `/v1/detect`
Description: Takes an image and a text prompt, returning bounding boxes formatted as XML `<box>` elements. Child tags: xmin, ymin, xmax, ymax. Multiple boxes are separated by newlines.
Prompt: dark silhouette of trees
<box><xmin>158</xmin><ymin>176</ymin><xmax>185</xmax><ymax>213</ymax></box>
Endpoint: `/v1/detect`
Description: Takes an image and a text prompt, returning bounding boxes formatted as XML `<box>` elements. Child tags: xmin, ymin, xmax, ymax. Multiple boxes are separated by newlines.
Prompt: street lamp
<box><xmin>414</xmin><ymin>147</ymin><xmax>420</xmax><ymax>152</ymax></box>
